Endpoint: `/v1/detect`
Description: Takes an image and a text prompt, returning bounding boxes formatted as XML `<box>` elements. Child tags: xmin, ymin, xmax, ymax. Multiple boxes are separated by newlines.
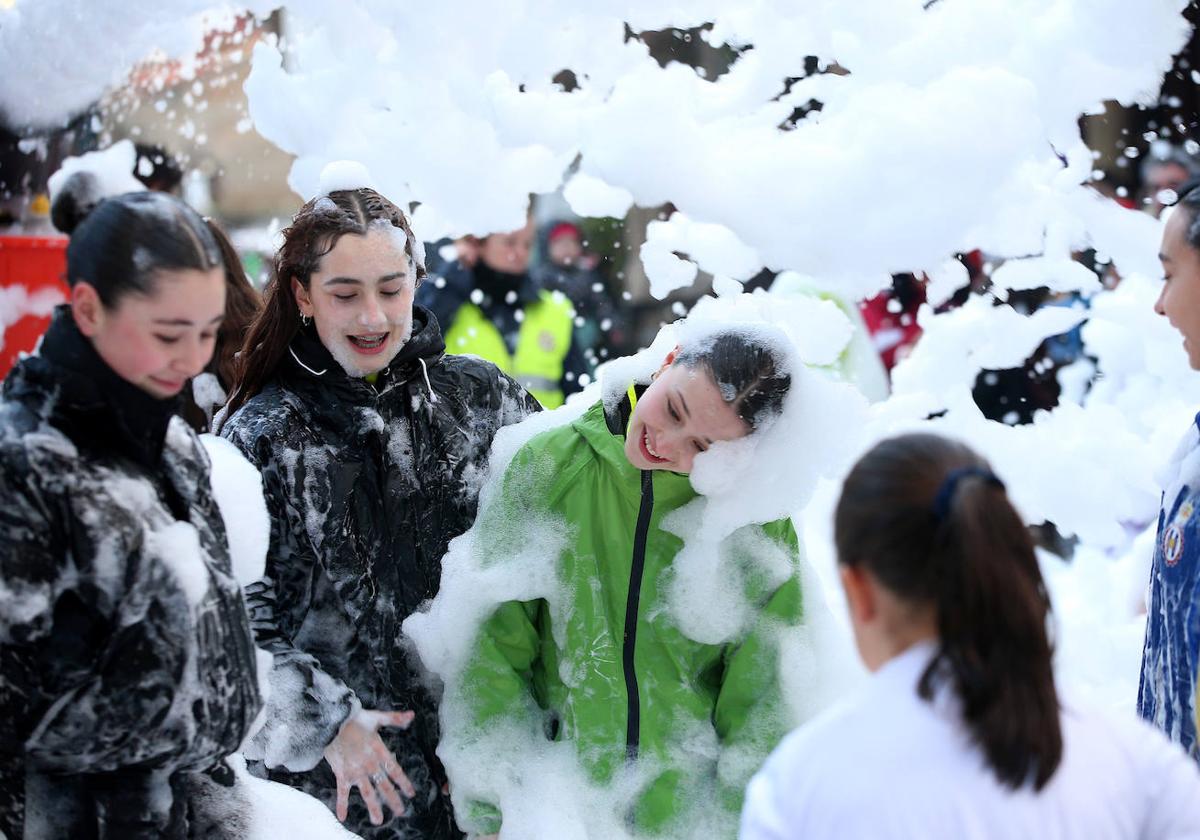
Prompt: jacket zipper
<box><xmin>623</xmin><ymin>469</ymin><xmax>654</xmax><ymax>760</ymax></box>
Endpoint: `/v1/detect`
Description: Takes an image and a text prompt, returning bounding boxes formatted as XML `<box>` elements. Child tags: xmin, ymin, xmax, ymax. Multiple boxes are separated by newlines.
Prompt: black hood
<box><xmin>5</xmin><ymin>305</ymin><xmax>182</xmax><ymax>470</ymax></box>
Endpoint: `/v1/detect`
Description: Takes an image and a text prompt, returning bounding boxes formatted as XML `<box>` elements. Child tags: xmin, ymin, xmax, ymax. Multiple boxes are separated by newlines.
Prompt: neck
<box><xmin>36</xmin><ymin>306</ymin><xmax>182</xmax><ymax>469</ymax></box>
<box><xmin>861</xmin><ymin>601</ymin><xmax>939</xmax><ymax>673</ymax></box>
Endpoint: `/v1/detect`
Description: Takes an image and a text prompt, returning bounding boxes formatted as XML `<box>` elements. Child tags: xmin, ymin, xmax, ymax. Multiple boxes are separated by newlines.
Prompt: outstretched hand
<box><xmin>323</xmin><ymin>708</ymin><xmax>417</xmax><ymax>825</ymax></box>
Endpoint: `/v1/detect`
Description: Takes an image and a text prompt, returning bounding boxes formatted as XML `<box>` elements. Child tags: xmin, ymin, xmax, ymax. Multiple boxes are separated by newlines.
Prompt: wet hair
<box><xmin>203</xmin><ymin>219</ymin><xmax>262</xmax><ymax>389</ymax></box>
<box><xmin>52</xmin><ymin>178</ymin><xmax>221</xmax><ymax>308</ymax></box>
<box><xmin>673</xmin><ymin>330</ymin><xmax>791</xmax><ymax>432</ymax></box>
<box><xmin>834</xmin><ymin>432</ymin><xmax>1062</xmax><ymax>791</ymax></box>
<box><xmin>1171</xmin><ymin>178</ymin><xmax>1200</xmax><ymax>250</ymax></box>
<box><xmin>221</xmin><ymin>188</ymin><xmax>425</xmax><ymax>425</ymax></box>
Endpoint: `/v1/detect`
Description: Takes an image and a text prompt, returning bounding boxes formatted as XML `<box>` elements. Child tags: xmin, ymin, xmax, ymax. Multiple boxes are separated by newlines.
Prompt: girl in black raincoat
<box><xmin>0</xmin><ymin>191</ymin><xmax>261</xmax><ymax>838</ymax></box>
<box><xmin>219</xmin><ymin>188</ymin><xmax>539</xmax><ymax>839</ymax></box>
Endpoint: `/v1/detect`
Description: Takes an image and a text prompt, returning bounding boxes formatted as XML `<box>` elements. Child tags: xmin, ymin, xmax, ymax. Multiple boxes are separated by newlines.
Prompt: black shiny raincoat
<box><xmin>0</xmin><ymin>309</ymin><xmax>261</xmax><ymax>839</ymax></box>
<box><xmin>220</xmin><ymin>307</ymin><xmax>539</xmax><ymax>839</ymax></box>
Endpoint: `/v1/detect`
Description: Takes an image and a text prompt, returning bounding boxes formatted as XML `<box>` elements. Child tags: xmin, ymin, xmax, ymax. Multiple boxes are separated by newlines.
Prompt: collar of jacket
<box><xmin>15</xmin><ymin>305</ymin><xmax>182</xmax><ymax>469</ymax></box>
<box><xmin>283</xmin><ymin>304</ymin><xmax>447</xmax><ymax>401</ymax></box>
<box><xmin>603</xmin><ymin>382</ymin><xmax>647</xmax><ymax>438</ymax></box>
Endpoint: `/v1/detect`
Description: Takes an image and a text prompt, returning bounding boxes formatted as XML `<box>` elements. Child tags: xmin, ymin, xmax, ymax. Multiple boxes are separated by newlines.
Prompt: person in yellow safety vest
<box><xmin>418</xmin><ymin>217</ymin><xmax>590</xmax><ymax>409</ymax></box>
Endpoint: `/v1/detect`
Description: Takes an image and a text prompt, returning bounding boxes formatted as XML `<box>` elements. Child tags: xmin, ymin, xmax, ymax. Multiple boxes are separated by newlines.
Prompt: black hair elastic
<box><xmin>933</xmin><ymin>466</ymin><xmax>1004</xmax><ymax>521</ymax></box>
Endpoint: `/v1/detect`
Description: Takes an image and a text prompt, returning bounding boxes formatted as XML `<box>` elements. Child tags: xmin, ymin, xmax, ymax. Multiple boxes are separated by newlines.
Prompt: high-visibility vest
<box><xmin>443</xmin><ymin>291</ymin><xmax>575</xmax><ymax>408</ymax></box>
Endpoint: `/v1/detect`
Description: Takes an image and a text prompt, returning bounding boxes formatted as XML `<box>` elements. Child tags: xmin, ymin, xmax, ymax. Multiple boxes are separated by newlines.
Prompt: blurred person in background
<box><xmin>533</xmin><ymin>219</ymin><xmax>628</xmax><ymax>372</ymax></box>
<box><xmin>1139</xmin><ymin>141</ymin><xmax>1200</xmax><ymax>218</ymax></box>
<box><xmin>418</xmin><ymin>214</ymin><xmax>590</xmax><ymax>408</ymax></box>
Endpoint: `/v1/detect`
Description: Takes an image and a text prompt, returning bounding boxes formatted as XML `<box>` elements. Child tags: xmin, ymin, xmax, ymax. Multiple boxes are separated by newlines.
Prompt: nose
<box><xmin>359</xmin><ymin>293</ymin><xmax>387</xmax><ymax>327</ymax></box>
<box><xmin>1154</xmin><ymin>283</ymin><xmax>1168</xmax><ymax>317</ymax></box>
<box><xmin>175</xmin><ymin>336</ymin><xmax>213</xmax><ymax>377</ymax></box>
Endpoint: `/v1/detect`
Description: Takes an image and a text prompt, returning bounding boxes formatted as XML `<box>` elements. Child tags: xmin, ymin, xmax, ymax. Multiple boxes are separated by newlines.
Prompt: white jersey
<box><xmin>740</xmin><ymin>642</ymin><xmax>1200</xmax><ymax>840</ymax></box>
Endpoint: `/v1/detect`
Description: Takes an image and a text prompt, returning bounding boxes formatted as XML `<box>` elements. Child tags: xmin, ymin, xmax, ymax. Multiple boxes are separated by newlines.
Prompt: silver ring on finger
<box><xmin>370</xmin><ymin>772</ymin><xmax>385</xmax><ymax>784</ymax></box>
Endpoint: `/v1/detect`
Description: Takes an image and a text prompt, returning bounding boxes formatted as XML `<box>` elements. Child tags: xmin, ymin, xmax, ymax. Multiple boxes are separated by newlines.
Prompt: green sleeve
<box><xmin>452</xmin><ymin>439</ymin><xmax>562</xmax><ymax>834</ymax></box>
<box><xmin>712</xmin><ymin>519</ymin><xmax>803</xmax><ymax>817</ymax></box>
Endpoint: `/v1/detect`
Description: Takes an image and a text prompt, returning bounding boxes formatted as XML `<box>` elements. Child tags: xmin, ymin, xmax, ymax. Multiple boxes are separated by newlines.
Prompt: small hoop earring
<box><xmin>301</xmin><ymin>314</ymin><xmax>311</xmax><ymax>327</ymax></box>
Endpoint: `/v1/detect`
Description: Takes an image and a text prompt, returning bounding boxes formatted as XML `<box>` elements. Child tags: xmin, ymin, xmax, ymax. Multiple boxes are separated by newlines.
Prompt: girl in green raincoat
<box><xmin>449</xmin><ymin>329</ymin><xmax>804</xmax><ymax>839</ymax></box>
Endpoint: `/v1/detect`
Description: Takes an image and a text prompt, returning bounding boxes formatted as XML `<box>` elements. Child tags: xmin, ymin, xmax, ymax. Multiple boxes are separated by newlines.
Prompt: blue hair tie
<box><xmin>933</xmin><ymin>466</ymin><xmax>1004</xmax><ymax>521</ymax></box>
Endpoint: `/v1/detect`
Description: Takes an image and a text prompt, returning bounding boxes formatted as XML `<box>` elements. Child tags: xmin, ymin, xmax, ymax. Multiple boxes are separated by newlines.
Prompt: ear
<box><xmin>653</xmin><ymin>345</ymin><xmax>681</xmax><ymax>380</ymax></box>
<box><xmin>70</xmin><ymin>282</ymin><xmax>105</xmax><ymax>337</ymax></box>
<box><xmin>291</xmin><ymin>277</ymin><xmax>314</xmax><ymax>317</ymax></box>
<box><xmin>839</xmin><ymin>564</ymin><xmax>878</xmax><ymax>626</ymax></box>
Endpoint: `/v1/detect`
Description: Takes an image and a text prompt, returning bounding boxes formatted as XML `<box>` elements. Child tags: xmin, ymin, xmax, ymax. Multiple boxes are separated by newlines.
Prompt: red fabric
<box><xmin>859</xmin><ymin>283</ymin><xmax>926</xmax><ymax>371</ymax></box>
<box><xmin>0</xmin><ymin>236</ymin><xmax>69</xmax><ymax>378</ymax></box>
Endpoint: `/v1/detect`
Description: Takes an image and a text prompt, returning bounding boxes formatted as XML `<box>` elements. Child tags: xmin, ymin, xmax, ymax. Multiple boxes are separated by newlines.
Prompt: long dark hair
<box><xmin>221</xmin><ymin>188</ymin><xmax>425</xmax><ymax>426</ymax></box>
<box><xmin>834</xmin><ymin>432</ymin><xmax>1062</xmax><ymax>791</ymax></box>
<box><xmin>674</xmin><ymin>330</ymin><xmax>791</xmax><ymax>431</ymax></box>
<box><xmin>52</xmin><ymin>176</ymin><xmax>221</xmax><ymax>307</ymax></box>
<box><xmin>202</xmin><ymin>219</ymin><xmax>262</xmax><ymax>390</ymax></box>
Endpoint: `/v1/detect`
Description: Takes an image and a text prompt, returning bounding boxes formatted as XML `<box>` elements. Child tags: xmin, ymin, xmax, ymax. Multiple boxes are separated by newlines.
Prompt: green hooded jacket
<box><xmin>458</xmin><ymin>389</ymin><xmax>803</xmax><ymax>836</ymax></box>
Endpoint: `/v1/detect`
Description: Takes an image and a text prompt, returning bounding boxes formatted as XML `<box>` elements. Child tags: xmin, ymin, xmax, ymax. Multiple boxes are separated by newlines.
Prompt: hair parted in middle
<box><xmin>221</xmin><ymin>188</ymin><xmax>424</xmax><ymax>425</ymax></box>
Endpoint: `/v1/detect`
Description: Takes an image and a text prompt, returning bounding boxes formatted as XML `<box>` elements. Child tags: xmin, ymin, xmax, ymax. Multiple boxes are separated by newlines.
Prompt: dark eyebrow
<box><xmin>153</xmin><ymin>314</ymin><xmax>224</xmax><ymax>327</ymax></box>
<box><xmin>324</xmin><ymin>272</ymin><xmax>408</xmax><ymax>287</ymax></box>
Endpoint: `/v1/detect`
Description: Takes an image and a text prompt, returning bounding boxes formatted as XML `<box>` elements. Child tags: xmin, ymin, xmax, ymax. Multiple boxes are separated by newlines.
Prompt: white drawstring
<box><xmin>418</xmin><ymin>357</ymin><xmax>438</xmax><ymax>403</ymax></box>
<box><xmin>288</xmin><ymin>345</ymin><xmax>328</xmax><ymax>377</ymax></box>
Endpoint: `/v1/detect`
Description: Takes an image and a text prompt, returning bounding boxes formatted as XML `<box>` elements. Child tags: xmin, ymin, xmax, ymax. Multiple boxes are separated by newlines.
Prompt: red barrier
<box><xmin>0</xmin><ymin>236</ymin><xmax>69</xmax><ymax>379</ymax></box>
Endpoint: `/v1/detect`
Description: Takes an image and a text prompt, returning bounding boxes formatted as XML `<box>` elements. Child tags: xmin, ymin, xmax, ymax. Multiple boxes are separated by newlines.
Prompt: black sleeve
<box><xmin>0</xmin><ymin>452</ymin><xmax>180</xmax><ymax>836</ymax></box>
<box><xmin>0</xmin><ymin>451</ymin><xmax>62</xmax><ymax>756</ymax></box>
<box><xmin>222</xmin><ymin>426</ymin><xmax>357</xmax><ymax>773</ymax></box>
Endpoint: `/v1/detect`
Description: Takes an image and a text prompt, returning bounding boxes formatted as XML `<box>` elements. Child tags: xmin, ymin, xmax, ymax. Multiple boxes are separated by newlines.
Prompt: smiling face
<box><xmin>1156</xmin><ymin>205</ymin><xmax>1200</xmax><ymax>370</ymax></box>
<box><xmin>73</xmin><ymin>266</ymin><xmax>226</xmax><ymax>399</ymax></box>
<box><xmin>624</xmin><ymin>353</ymin><xmax>749</xmax><ymax>474</ymax></box>
<box><xmin>293</xmin><ymin>227</ymin><xmax>416</xmax><ymax>377</ymax></box>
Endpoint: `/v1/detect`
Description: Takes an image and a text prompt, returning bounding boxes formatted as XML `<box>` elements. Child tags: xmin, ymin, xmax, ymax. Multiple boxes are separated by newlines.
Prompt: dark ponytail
<box><xmin>220</xmin><ymin>188</ymin><xmax>424</xmax><ymax>427</ymax></box>
<box><xmin>834</xmin><ymin>432</ymin><xmax>1062</xmax><ymax>791</ymax></box>
<box><xmin>53</xmin><ymin>181</ymin><xmax>221</xmax><ymax>308</ymax></box>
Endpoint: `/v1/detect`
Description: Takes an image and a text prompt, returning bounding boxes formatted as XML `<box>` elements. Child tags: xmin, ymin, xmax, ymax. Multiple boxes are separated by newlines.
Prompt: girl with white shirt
<box><xmin>740</xmin><ymin>432</ymin><xmax>1200</xmax><ymax>840</ymax></box>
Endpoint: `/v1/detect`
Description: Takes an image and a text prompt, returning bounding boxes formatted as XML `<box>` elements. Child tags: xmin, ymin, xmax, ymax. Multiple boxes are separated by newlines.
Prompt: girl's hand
<box><xmin>323</xmin><ymin>708</ymin><xmax>417</xmax><ymax>825</ymax></box>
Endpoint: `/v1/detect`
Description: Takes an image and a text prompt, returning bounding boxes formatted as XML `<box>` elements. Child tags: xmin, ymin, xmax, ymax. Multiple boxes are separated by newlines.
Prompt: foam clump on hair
<box><xmin>311</xmin><ymin>196</ymin><xmax>340</xmax><ymax>215</ymax></box>
<box><xmin>48</xmin><ymin>139</ymin><xmax>145</xmax><ymax>207</ymax></box>
<box><xmin>315</xmin><ymin>159</ymin><xmax>377</xmax><ymax>197</ymax></box>
<box><xmin>369</xmin><ymin>216</ymin><xmax>427</xmax><ymax>272</ymax></box>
